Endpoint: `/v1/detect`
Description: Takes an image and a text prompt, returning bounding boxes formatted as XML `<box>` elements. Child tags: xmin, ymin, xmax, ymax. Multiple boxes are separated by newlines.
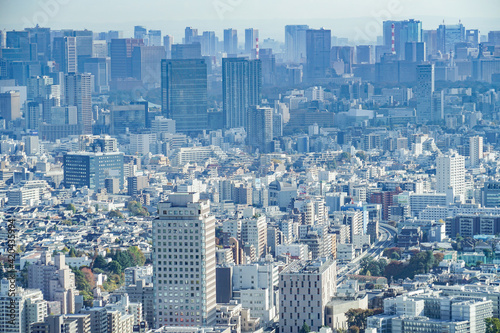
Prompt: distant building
<box><xmin>63</xmin><ymin>151</ymin><xmax>124</xmax><ymax>190</ymax></box>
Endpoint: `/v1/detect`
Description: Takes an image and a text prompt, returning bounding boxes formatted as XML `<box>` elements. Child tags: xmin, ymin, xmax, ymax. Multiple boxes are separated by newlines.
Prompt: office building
<box><xmin>222</xmin><ymin>58</ymin><xmax>262</xmax><ymax>128</ymax></box>
<box><xmin>285</xmin><ymin>25</ymin><xmax>309</xmax><ymax>63</ymax></box>
<box><xmin>52</xmin><ymin>36</ymin><xmax>77</xmax><ymax>73</ymax></box>
<box><xmin>246</xmin><ymin>106</ymin><xmax>273</xmax><ymax>153</ymax></box>
<box><xmin>405</xmin><ymin>41</ymin><xmax>426</xmax><ymax>62</ymax></box>
<box><xmin>148</xmin><ymin>30</ymin><xmax>162</xmax><ymax>46</ymax></box>
<box><xmin>0</xmin><ymin>90</ymin><xmax>21</xmax><ymax>123</ymax></box>
<box><xmin>154</xmin><ymin>193</ymin><xmax>216</xmax><ymax>327</ymax></box>
<box><xmin>185</xmin><ymin>27</ymin><xmax>198</xmax><ymax>44</ymax></box>
<box><xmin>437</xmin><ymin>23</ymin><xmax>465</xmax><ymax>55</ymax></box>
<box><xmin>161</xmin><ymin>59</ymin><xmax>208</xmax><ymax>132</ymax></box>
<box><xmin>110</xmin><ymin>103</ymin><xmax>148</xmax><ymax>135</ymax></box>
<box><xmin>171</xmin><ymin>43</ymin><xmax>202</xmax><ymax>60</ymax></box>
<box><xmin>469</xmin><ymin>136</ymin><xmax>483</xmax><ymax>167</ymax></box>
<box><xmin>482</xmin><ymin>182</ymin><xmax>500</xmax><ymax>208</ymax></box>
<box><xmin>224</xmin><ymin>29</ymin><xmax>238</xmax><ymax>54</ymax></box>
<box><xmin>306</xmin><ymin>28</ymin><xmax>331</xmax><ymax>80</ymax></box>
<box><xmin>83</xmin><ymin>57</ymin><xmax>109</xmax><ymax>93</ymax></box>
<box><xmin>279</xmin><ymin>258</ymin><xmax>337</xmax><ymax>333</ymax></box>
<box><xmin>134</xmin><ymin>26</ymin><xmax>147</xmax><ymax>40</ymax></box>
<box><xmin>65</xmin><ymin>72</ymin><xmax>92</xmax><ymax>134</ymax></box>
<box><xmin>110</xmin><ymin>38</ymin><xmax>144</xmax><ymax>79</ymax></box>
<box><xmin>163</xmin><ymin>35</ymin><xmax>174</xmax><ymax>58</ymax></box>
<box><xmin>132</xmin><ymin>46</ymin><xmax>166</xmax><ymax>87</ymax></box>
<box><xmin>415</xmin><ymin>64</ymin><xmax>435</xmax><ymax>123</ymax></box>
<box><xmin>245</xmin><ymin>28</ymin><xmax>259</xmax><ymax>54</ymax></box>
<box><xmin>383</xmin><ymin>20</ymin><xmax>422</xmax><ymax>59</ymax></box>
<box><xmin>63</xmin><ymin>151</ymin><xmax>124</xmax><ymax>190</ymax></box>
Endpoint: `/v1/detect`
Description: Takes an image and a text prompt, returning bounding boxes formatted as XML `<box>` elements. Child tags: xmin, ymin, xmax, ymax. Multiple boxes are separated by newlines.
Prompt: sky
<box><xmin>1</xmin><ymin>0</ymin><xmax>500</xmax><ymax>43</ymax></box>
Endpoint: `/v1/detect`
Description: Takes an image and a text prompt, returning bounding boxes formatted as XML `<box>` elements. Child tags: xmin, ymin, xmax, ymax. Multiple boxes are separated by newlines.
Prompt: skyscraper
<box><xmin>163</xmin><ymin>35</ymin><xmax>174</xmax><ymax>58</ymax></box>
<box><xmin>132</xmin><ymin>46</ymin><xmax>166</xmax><ymax>87</ymax></box>
<box><xmin>405</xmin><ymin>41</ymin><xmax>426</xmax><ymax>62</ymax></box>
<box><xmin>246</xmin><ymin>106</ymin><xmax>273</xmax><ymax>153</ymax></box>
<box><xmin>285</xmin><ymin>25</ymin><xmax>309</xmax><ymax>63</ymax></box>
<box><xmin>383</xmin><ymin>19</ymin><xmax>422</xmax><ymax>59</ymax></box>
<box><xmin>224</xmin><ymin>29</ymin><xmax>238</xmax><ymax>54</ymax></box>
<box><xmin>470</xmin><ymin>136</ymin><xmax>484</xmax><ymax>167</ymax></box>
<box><xmin>306</xmin><ymin>28</ymin><xmax>331</xmax><ymax>80</ymax></box>
<box><xmin>148</xmin><ymin>30</ymin><xmax>162</xmax><ymax>46</ymax></box>
<box><xmin>161</xmin><ymin>59</ymin><xmax>208</xmax><ymax>132</ymax></box>
<box><xmin>52</xmin><ymin>36</ymin><xmax>77</xmax><ymax>73</ymax></box>
<box><xmin>25</xmin><ymin>26</ymin><xmax>51</xmax><ymax>62</ymax></box>
<box><xmin>222</xmin><ymin>58</ymin><xmax>262</xmax><ymax>129</ymax></box>
<box><xmin>437</xmin><ymin>23</ymin><xmax>465</xmax><ymax>55</ymax></box>
<box><xmin>0</xmin><ymin>90</ymin><xmax>21</xmax><ymax>123</ymax></box>
<box><xmin>201</xmin><ymin>31</ymin><xmax>217</xmax><ymax>57</ymax></box>
<box><xmin>110</xmin><ymin>38</ymin><xmax>144</xmax><ymax>79</ymax></box>
<box><xmin>185</xmin><ymin>27</ymin><xmax>198</xmax><ymax>44</ymax></box>
<box><xmin>65</xmin><ymin>72</ymin><xmax>92</xmax><ymax>134</ymax></box>
<box><xmin>134</xmin><ymin>26</ymin><xmax>147</xmax><ymax>40</ymax></box>
<box><xmin>415</xmin><ymin>64</ymin><xmax>435</xmax><ymax>123</ymax></box>
<box><xmin>245</xmin><ymin>28</ymin><xmax>259</xmax><ymax>54</ymax></box>
<box><xmin>154</xmin><ymin>192</ymin><xmax>216</xmax><ymax>328</ymax></box>
<box><xmin>436</xmin><ymin>151</ymin><xmax>465</xmax><ymax>198</ymax></box>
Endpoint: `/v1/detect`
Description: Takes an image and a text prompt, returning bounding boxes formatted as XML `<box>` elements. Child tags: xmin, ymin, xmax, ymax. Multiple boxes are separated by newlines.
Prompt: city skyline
<box><xmin>2</xmin><ymin>0</ymin><xmax>500</xmax><ymax>43</ymax></box>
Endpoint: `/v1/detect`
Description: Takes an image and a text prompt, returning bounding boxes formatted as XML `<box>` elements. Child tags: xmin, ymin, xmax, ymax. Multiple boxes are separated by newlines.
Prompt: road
<box><xmin>336</xmin><ymin>223</ymin><xmax>397</xmax><ymax>287</ymax></box>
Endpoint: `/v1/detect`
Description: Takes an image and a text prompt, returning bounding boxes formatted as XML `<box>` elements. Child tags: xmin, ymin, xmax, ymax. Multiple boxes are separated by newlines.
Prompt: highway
<box><xmin>336</xmin><ymin>223</ymin><xmax>397</xmax><ymax>287</ymax></box>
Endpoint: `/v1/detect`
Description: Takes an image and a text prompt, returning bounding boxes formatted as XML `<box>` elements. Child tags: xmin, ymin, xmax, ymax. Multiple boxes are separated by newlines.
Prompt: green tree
<box><xmin>93</xmin><ymin>255</ymin><xmax>107</xmax><ymax>269</ymax></box>
<box><xmin>108</xmin><ymin>210</ymin><xmax>124</xmax><ymax>219</ymax></box>
<box><xmin>127</xmin><ymin>201</ymin><xmax>149</xmax><ymax>217</ymax></box>
<box><xmin>299</xmin><ymin>322</ymin><xmax>311</xmax><ymax>333</ymax></box>
<box><xmin>68</xmin><ymin>248</ymin><xmax>77</xmax><ymax>258</ymax></box>
<box><xmin>67</xmin><ymin>204</ymin><xmax>76</xmax><ymax>213</ymax></box>
<box><xmin>486</xmin><ymin>318</ymin><xmax>500</xmax><ymax>333</ymax></box>
<box><xmin>107</xmin><ymin>261</ymin><xmax>122</xmax><ymax>275</ymax></box>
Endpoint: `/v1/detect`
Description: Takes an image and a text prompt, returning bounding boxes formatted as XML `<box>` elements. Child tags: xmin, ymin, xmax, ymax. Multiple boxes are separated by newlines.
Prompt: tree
<box><xmin>299</xmin><ymin>322</ymin><xmax>311</xmax><ymax>333</ymax></box>
<box><xmin>108</xmin><ymin>210</ymin><xmax>124</xmax><ymax>219</ymax></box>
<box><xmin>107</xmin><ymin>261</ymin><xmax>122</xmax><ymax>275</ymax></box>
<box><xmin>67</xmin><ymin>204</ymin><xmax>76</xmax><ymax>213</ymax></box>
<box><xmin>127</xmin><ymin>201</ymin><xmax>149</xmax><ymax>217</ymax></box>
<box><xmin>349</xmin><ymin>326</ymin><xmax>360</xmax><ymax>333</ymax></box>
<box><xmin>486</xmin><ymin>318</ymin><xmax>500</xmax><ymax>333</ymax></box>
<box><xmin>93</xmin><ymin>255</ymin><xmax>107</xmax><ymax>269</ymax></box>
<box><xmin>68</xmin><ymin>248</ymin><xmax>77</xmax><ymax>258</ymax></box>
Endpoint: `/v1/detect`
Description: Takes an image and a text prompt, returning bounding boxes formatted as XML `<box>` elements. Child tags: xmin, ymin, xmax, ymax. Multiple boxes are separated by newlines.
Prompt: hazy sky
<box><xmin>1</xmin><ymin>0</ymin><xmax>500</xmax><ymax>42</ymax></box>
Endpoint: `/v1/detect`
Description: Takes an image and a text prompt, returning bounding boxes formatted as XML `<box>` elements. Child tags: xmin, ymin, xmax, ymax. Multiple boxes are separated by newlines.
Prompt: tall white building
<box><xmin>436</xmin><ymin>151</ymin><xmax>465</xmax><ymax>199</ymax></box>
<box><xmin>154</xmin><ymin>193</ymin><xmax>216</xmax><ymax>328</ymax></box>
<box><xmin>469</xmin><ymin>136</ymin><xmax>484</xmax><ymax>167</ymax></box>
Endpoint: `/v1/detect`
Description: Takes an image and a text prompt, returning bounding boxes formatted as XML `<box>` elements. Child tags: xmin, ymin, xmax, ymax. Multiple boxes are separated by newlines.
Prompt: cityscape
<box><xmin>2</xmin><ymin>1</ymin><xmax>500</xmax><ymax>333</ymax></box>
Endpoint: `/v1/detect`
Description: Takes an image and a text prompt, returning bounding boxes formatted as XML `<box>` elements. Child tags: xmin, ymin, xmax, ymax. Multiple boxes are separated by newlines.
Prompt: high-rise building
<box><xmin>245</xmin><ymin>28</ymin><xmax>259</xmax><ymax>54</ymax></box>
<box><xmin>5</xmin><ymin>30</ymin><xmax>33</xmax><ymax>61</ymax></box>
<box><xmin>405</xmin><ymin>41</ymin><xmax>426</xmax><ymax>62</ymax></box>
<box><xmin>161</xmin><ymin>59</ymin><xmax>208</xmax><ymax>132</ymax></box>
<box><xmin>52</xmin><ymin>36</ymin><xmax>77</xmax><ymax>73</ymax></box>
<box><xmin>26</xmin><ymin>101</ymin><xmax>42</xmax><ymax>131</ymax></box>
<box><xmin>279</xmin><ymin>258</ymin><xmax>337</xmax><ymax>333</ymax></box>
<box><xmin>163</xmin><ymin>35</ymin><xmax>174</xmax><ymax>58</ymax></box>
<box><xmin>383</xmin><ymin>19</ymin><xmax>422</xmax><ymax>59</ymax></box>
<box><xmin>171</xmin><ymin>43</ymin><xmax>202</xmax><ymax>59</ymax></box>
<box><xmin>436</xmin><ymin>151</ymin><xmax>465</xmax><ymax>198</ymax></box>
<box><xmin>63</xmin><ymin>151</ymin><xmax>124</xmax><ymax>190</ymax></box>
<box><xmin>222</xmin><ymin>58</ymin><xmax>262</xmax><ymax>129</ymax></box>
<box><xmin>246</xmin><ymin>106</ymin><xmax>273</xmax><ymax>153</ymax></box>
<box><xmin>148</xmin><ymin>30</ymin><xmax>162</xmax><ymax>46</ymax></box>
<box><xmin>132</xmin><ymin>46</ymin><xmax>166</xmax><ymax>87</ymax></box>
<box><xmin>83</xmin><ymin>57</ymin><xmax>110</xmax><ymax>93</ymax></box>
<box><xmin>415</xmin><ymin>64</ymin><xmax>435</xmax><ymax>123</ymax></box>
<box><xmin>306</xmin><ymin>28</ymin><xmax>331</xmax><ymax>80</ymax></box>
<box><xmin>200</xmin><ymin>31</ymin><xmax>217</xmax><ymax>57</ymax></box>
<box><xmin>0</xmin><ymin>90</ymin><xmax>21</xmax><ymax>123</ymax></box>
<box><xmin>488</xmin><ymin>31</ymin><xmax>500</xmax><ymax>45</ymax></box>
<box><xmin>469</xmin><ymin>136</ymin><xmax>484</xmax><ymax>167</ymax></box>
<box><xmin>285</xmin><ymin>25</ymin><xmax>309</xmax><ymax>63</ymax></box>
<box><xmin>65</xmin><ymin>72</ymin><xmax>92</xmax><ymax>134</ymax></box>
<box><xmin>110</xmin><ymin>38</ymin><xmax>144</xmax><ymax>79</ymax></box>
<box><xmin>154</xmin><ymin>193</ymin><xmax>216</xmax><ymax>328</ymax></box>
<box><xmin>25</xmin><ymin>26</ymin><xmax>51</xmax><ymax>62</ymax></box>
<box><xmin>356</xmin><ymin>45</ymin><xmax>373</xmax><ymax>64</ymax></box>
<box><xmin>437</xmin><ymin>23</ymin><xmax>466</xmax><ymax>55</ymax></box>
<box><xmin>134</xmin><ymin>26</ymin><xmax>147</xmax><ymax>40</ymax></box>
<box><xmin>185</xmin><ymin>27</ymin><xmax>198</xmax><ymax>44</ymax></box>
<box><xmin>224</xmin><ymin>29</ymin><xmax>238</xmax><ymax>54</ymax></box>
